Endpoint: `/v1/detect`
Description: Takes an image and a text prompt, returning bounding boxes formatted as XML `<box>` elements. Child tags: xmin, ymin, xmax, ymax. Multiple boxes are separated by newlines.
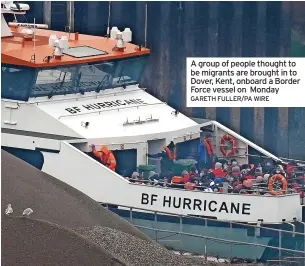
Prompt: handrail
<box><xmin>241</xmin><ymin>153</ymin><xmax>305</xmax><ymax>165</ymax></box>
<box><xmin>267</xmin><ymin>259</ymin><xmax>302</xmax><ymax>265</ymax></box>
<box><xmin>283</xmin><ymin>222</ymin><xmax>296</xmax><ymax>237</ymax></box>
<box><xmin>134</xmin><ymin>224</ymin><xmax>305</xmax><ymax>255</ymax></box>
<box><xmin>212</xmin><ymin>121</ymin><xmax>282</xmax><ymax>162</ymax></box>
<box><xmin>283</xmin><ymin>257</ymin><xmax>305</xmax><ymax>259</ymax></box>
<box><xmin>102</xmin><ymin>202</ymin><xmax>305</xmax><ymax>236</ymax></box>
<box><xmin>279</xmin><ymin>157</ymin><xmax>305</xmax><ymax>164</ymax></box>
<box><xmin>57</xmin><ymin>102</ymin><xmax>165</xmax><ymax>120</ymax></box>
<box><xmin>126</xmin><ymin>178</ymin><xmax>297</xmax><ymax>196</ymax></box>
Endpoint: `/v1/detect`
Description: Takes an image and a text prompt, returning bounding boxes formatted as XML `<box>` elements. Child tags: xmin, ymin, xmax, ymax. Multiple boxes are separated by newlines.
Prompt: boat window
<box><xmin>1</xmin><ymin>65</ymin><xmax>35</xmax><ymax>101</ymax></box>
<box><xmin>111</xmin><ymin>56</ymin><xmax>147</xmax><ymax>88</ymax></box>
<box><xmin>31</xmin><ymin>66</ymin><xmax>78</xmax><ymax>98</ymax></box>
<box><xmin>29</xmin><ymin>56</ymin><xmax>148</xmax><ymax>98</ymax></box>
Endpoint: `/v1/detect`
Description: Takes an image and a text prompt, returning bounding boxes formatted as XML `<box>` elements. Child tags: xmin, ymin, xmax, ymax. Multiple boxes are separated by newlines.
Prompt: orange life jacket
<box><xmin>102</xmin><ymin>151</ymin><xmax>116</xmax><ymax>171</ymax></box>
<box><xmin>203</xmin><ymin>139</ymin><xmax>214</xmax><ymax>155</ymax></box>
<box><xmin>164</xmin><ymin>146</ymin><xmax>177</xmax><ymax>160</ymax></box>
<box><xmin>93</xmin><ymin>146</ymin><xmax>117</xmax><ymax>171</ymax></box>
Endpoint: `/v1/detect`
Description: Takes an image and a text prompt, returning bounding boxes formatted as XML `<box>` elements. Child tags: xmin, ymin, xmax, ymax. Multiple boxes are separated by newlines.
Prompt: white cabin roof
<box><xmin>36</xmin><ymin>87</ymin><xmax>197</xmax><ymax>139</ymax></box>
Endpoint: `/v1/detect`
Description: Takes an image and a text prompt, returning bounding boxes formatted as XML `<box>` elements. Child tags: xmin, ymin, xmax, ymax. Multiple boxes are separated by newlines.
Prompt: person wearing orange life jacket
<box><xmin>198</xmin><ymin>133</ymin><xmax>215</xmax><ymax>170</ymax></box>
<box><xmin>91</xmin><ymin>144</ymin><xmax>116</xmax><ymax>171</ymax></box>
<box><xmin>148</xmin><ymin>141</ymin><xmax>176</xmax><ymax>174</ymax></box>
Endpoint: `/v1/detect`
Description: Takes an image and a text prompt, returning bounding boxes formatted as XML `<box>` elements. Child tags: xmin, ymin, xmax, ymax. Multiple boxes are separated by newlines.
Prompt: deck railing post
<box><xmin>179</xmin><ymin>215</ymin><xmax>183</xmax><ymax>251</ymax></box>
<box><xmin>130</xmin><ymin>207</ymin><xmax>133</xmax><ymax>223</ymax></box>
<box><xmin>204</xmin><ymin>218</ymin><xmax>208</xmax><ymax>260</ymax></box>
<box><xmin>279</xmin><ymin>230</ymin><xmax>282</xmax><ymax>265</ymax></box>
<box><xmin>301</xmin><ymin>222</ymin><xmax>305</xmax><ymax>252</ymax></box>
<box><xmin>229</xmin><ymin>221</ymin><xmax>233</xmax><ymax>259</ymax></box>
<box><xmin>154</xmin><ymin>211</ymin><xmax>158</xmax><ymax>242</ymax></box>
<box><xmin>205</xmin><ymin>236</ymin><xmax>207</xmax><ymax>261</ymax></box>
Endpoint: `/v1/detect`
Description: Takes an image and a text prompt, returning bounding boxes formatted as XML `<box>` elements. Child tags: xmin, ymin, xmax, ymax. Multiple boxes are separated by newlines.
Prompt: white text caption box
<box><xmin>186</xmin><ymin>57</ymin><xmax>305</xmax><ymax>107</ymax></box>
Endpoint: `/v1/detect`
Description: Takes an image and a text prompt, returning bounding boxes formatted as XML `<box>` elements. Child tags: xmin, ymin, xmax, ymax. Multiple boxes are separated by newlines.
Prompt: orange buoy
<box><xmin>268</xmin><ymin>174</ymin><xmax>288</xmax><ymax>196</ymax></box>
<box><xmin>220</xmin><ymin>134</ymin><xmax>237</xmax><ymax>157</ymax></box>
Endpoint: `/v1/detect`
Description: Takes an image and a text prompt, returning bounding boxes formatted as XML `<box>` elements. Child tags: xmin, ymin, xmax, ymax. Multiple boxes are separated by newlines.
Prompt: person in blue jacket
<box><xmin>198</xmin><ymin>133</ymin><xmax>215</xmax><ymax>170</ymax></box>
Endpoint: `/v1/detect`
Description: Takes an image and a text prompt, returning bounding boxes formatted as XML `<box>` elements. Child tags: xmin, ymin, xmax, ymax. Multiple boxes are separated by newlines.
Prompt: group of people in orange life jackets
<box><xmin>90</xmin><ymin>142</ymin><xmax>177</xmax><ymax>174</ymax></box>
<box><xmin>147</xmin><ymin>135</ymin><xmax>216</xmax><ymax>181</ymax></box>
<box><xmin>91</xmin><ymin>136</ymin><xmax>305</xmax><ymax>196</ymax></box>
<box><xmin>90</xmin><ymin>134</ymin><xmax>214</xmax><ymax>177</ymax></box>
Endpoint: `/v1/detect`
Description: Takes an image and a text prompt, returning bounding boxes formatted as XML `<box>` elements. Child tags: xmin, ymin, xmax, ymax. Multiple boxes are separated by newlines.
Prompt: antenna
<box><xmin>30</xmin><ymin>18</ymin><xmax>36</xmax><ymax>63</ymax></box>
<box><xmin>68</xmin><ymin>0</ymin><xmax>72</xmax><ymax>39</ymax></box>
<box><xmin>107</xmin><ymin>1</ymin><xmax>111</xmax><ymax>38</ymax></box>
<box><xmin>65</xmin><ymin>1</ymin><xmax>73</xmax><ymax>39</ymax></box>
<box><xmin>144</xmin><ymin>3</ymin><xmax>147</xmax><ymax>48</ymax></box>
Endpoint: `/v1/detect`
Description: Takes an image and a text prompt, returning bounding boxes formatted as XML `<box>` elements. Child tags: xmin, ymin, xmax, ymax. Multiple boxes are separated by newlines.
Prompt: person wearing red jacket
<box><xmin>212</xmin><ymin>162</ymin><xmax>226</xmax><ymax>178</ymax></box>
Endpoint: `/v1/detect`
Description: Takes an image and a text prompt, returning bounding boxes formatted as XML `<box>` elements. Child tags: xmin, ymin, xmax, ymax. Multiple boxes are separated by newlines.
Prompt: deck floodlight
<box><xmin>115</xmin><ymin>31</ymin><xmax>125</xmax><ymax>51</ymax></box>
<box><xmin>49</xmin><ymin>35</ymin><xmax>69</xmax><ymax>59</ymax></box>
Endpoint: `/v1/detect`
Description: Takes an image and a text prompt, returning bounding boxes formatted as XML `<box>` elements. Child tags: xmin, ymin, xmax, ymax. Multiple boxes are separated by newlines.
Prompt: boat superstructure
<box><xmin>1</xmin><ymin>1</ymin><xmax>302</xmax><ymax>224</ymax></box>
<box><xmin>2</xmin><ymin>4</ymin><xmax>305</xmax><ymax>261</ymax></box>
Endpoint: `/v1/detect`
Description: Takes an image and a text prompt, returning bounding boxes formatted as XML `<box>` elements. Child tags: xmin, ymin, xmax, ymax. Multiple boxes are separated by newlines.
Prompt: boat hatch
<box><xmin>63</xmin><ymin>46</ymin><xmax>108</xmax><ymax>58</ymax></box>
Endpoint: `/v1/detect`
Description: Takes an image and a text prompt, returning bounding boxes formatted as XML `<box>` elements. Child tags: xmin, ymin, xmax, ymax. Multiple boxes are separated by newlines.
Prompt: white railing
<box><xmin>102</xmin><ymin>202</ymin><xmax>305</xmax><ymax>263</ymax></box>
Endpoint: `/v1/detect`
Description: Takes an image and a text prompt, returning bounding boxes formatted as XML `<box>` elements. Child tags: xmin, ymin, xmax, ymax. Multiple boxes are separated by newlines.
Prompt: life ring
<box><xmin>220</xmin><ymin>134</ymin><xmax>237</xmax><ymax>157</ymax></box>
<box><xmin>268</xmin><ymin>174</ymin><xmax>288</xmax><ymax>196</ymax></box>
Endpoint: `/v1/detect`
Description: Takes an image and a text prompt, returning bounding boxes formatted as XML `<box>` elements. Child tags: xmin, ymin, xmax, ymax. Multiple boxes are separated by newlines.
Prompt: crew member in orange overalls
<box><xmin>91</xmin><ymin>144</ymin><xmax>116</xmax><ymax>171</ymax></box>
<box><xmin>148</xmin><ymin>141</ymin><xmax>176</xmax><ymax>174</ymax></box>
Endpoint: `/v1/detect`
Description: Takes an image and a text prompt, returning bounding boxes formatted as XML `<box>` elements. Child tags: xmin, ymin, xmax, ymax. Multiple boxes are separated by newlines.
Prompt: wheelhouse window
<box><xmin>29</xmin><ymin>56</ymin><xmax>148</xmax><ymax>98</ymax></box>
<box><xmin>1</xmin><ymin>64</ymin><xmax>35</xmax><ymax>101</ymax></box>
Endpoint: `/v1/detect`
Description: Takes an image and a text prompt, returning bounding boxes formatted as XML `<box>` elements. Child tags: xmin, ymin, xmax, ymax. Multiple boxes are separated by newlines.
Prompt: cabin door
<box><xmin>147</xmin><ymin>139</ymin><xmax>166</xmax><ymax>173</ymax></box>
<box><xmin>176</xmin><ymin>138</ymin><xmax>200</xmax><ymax>160</ymax></box>
<box><xmin>112</xmin><ymin>149</ymin><xmax>137</xmax><ymax>177</ymax></box>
